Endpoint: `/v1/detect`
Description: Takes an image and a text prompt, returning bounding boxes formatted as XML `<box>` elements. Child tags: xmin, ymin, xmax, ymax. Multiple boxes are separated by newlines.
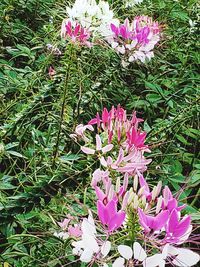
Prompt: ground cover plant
<box><xmin>0</xmin><ymin>0</ymin><xmax>199</xmax><ymax>266</ymax></box>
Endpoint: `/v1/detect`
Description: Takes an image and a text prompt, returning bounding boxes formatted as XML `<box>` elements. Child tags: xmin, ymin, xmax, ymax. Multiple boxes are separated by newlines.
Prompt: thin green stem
<box><xmin>52</xmin><ymin>48</ymin><xmax>72</xmax><ymax>167</ymax></box>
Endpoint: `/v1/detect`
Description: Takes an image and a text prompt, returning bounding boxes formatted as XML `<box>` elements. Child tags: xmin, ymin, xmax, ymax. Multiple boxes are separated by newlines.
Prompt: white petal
<box><xmin>111</xmin><ymin>41</ymin><xmax>119</xmax><ymax>49</ymax></box>
<box><xmin>162</xmin><ymin>244</ymin><xmax>170</xmax><ymax>259</ymax></box>
<box><xmin>80</xmin><ymin>248</ymin><xmax>93</xmax><ymax>263</ymax></box>
<box><xmin>82</xmin><ymin>234</ymin><xmax>99</xmax><ymax>253</ymax></box>
<box><xmin>143</xmin><ymin>254</ymin><xmax>165</xmax><ymax>267</ymax></box>
<box><xmin>118</xmin><ymin>245</ymin><xmax>133</xmax><ymax>260</ymax></box>
<box><xmin>172</xmin><ymin>248</ymin><xmax>200</xmax><ymax>267</ymax></box>
<box><xmin>133</xmin><ymin>242</ymin><xmax>147</xmax><ymax>261</ymax></box>
<box><xmin>82</xmin><ymin>218</ymin><xmax>96</xmax><ymax>236</ymax></box>
<box><xmin>113</xmin><ymin>257</ymin><xmax>125</xmax><ymax>267</ymax></box>
<box><xmin>101</xmin><ymin>241</ymin><xmax>111</xmax><ymax>258</ymax></box>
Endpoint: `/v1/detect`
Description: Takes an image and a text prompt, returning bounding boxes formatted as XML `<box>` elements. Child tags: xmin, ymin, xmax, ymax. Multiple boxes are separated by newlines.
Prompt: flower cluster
<box><xmin>60</xmin><ymin>1</ymin><xmax>161</xmax><ymax>63</ymax></box>
<box><xmin>108</xmin><ymin>16</ymin><xmax>160</xmax><ymax>65</ymax></box>
<box><xmin>63</xmin><ymin>0</ymin><xmax>118</xmax><ymax>38</ymax></box>
<box><xmin>54</xmin><ymin>106</ymin><xmax>199</xmax><ymax>266</ymax></box>
<box><xmin>61</xmin><ymin>19</ymin><xmax>92</xmax><ymax>47</ymax></box>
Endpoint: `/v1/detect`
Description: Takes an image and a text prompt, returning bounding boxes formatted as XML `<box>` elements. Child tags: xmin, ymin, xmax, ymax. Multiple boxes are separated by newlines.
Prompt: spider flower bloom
<box><xmin>61</xmin><ymin>20</ymin><xmax>92</xmax><ymax>47</ymax></box>
<box><xmin>97</xmin><ymin>199</ymin><xmax>125</xmax><ymax>232</ymax></box>
<box><xmin>65</xmin><ymin>0</ymin><xmax>118</xmax><ymax>37</ymax></box>
<box><xmin>108</xmin><ymin>16</ymin><xmax>160</xmax><ymax>64</ymax></box>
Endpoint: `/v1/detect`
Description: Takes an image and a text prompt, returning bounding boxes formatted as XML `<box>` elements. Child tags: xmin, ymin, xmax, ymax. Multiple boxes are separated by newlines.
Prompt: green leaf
<box><xmin>59</xmin><ymin>154</ymin><xmax>81</xmax><ymax>162</ymax></box>
<box><xmin>7</xmin><ymin>150</ymin><xmax>27</xmax><ymax>159</ymax></box>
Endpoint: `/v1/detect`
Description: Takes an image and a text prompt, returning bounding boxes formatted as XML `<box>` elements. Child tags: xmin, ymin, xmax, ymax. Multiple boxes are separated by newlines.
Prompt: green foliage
<box><xmin>0</xmin><ymin>0</ymin><xmax>199</xmax><ymax>265</ymax></box>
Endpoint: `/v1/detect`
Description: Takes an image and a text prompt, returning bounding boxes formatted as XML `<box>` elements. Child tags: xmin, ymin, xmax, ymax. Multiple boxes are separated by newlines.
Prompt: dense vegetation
<box><xmin>0</xmin><ymin>0</ymin><xmax>199</xmax><ymax>266</ymax></box>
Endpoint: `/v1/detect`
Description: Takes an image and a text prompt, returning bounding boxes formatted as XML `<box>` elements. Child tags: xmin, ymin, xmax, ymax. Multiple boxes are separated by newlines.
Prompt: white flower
<box><xmin>113</xmin><ymin>243</ymin><xmax>200</xmax><ymax>267</ymax></box>
<box><xmin>113</xmin><ymin>242</ymin><xmax>147</xmax><ymax>266</ymax></box>
<box><xmin>65</xmin><ymin>0</ymin><xmax>117</xmax><ymax>37</ymax></box>
<box><xmin>142</xmin><ymin>244</ymin><xmax>200</xmax><ymax>267</ymax></box>
<box><xmin>72</xmin><ymin>212</ymin><xmax>111</xmax><ymax>263</ymax></box>
<box><xmin>53</xmin><ymin>231</ymin><xmax>69</xmax><ymax>240</ymax></box>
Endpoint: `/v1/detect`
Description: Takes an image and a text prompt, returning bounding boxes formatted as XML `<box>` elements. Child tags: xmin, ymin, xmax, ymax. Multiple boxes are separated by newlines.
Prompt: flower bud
<box><xmin>141</xmin><ymin>195</ymin><xmax>146</xmax><ymax>206</ymax></box>
<box><xmin>156</xmin><ymin>181</ymin><xmax>162</xmax><ymax>197</ymax></box>
<box><xmin>156</xmin><ymin>196</ymin><xmax>163</xmax><ymax>214</ymax></box>
<box><xmin>116</xmin><ymin>177</ymin><xmax>121</xmax><ymax>193</ymax></box>
<box><xmin>151</xmin><ymin>186</ymin><xmax>157</xmax><ymax>201</ymax></box>
<box><xmin>133</xmin><ymin>174</ymin><xmax>138</xmax><ymax>192</ymax></box>
<box><xmin>133</xmin><ymin>195</ymin><xmax>139</xmax><ymax>209</ymax></box>
<box><xmin>138</xmin><ymin>186</ymin><xmax>145</xmax><ymax>197</ymax></box>
<box><xmin>122</xmin><ymin>191</ymin><xmax>129</xmax><ymax>210</ymax></box>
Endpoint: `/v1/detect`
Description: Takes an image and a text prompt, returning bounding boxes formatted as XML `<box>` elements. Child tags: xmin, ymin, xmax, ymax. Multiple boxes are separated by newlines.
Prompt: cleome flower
<box><xmin>107</xmin><ymin>16</ymin><xmax>160</xmax><ymax>64</ymax></box>
<box><xmin>72</xmin><ymin>212</ymin><xmax>111</xmax><ymax>263</ymax></box>
<box><xmin>61</xmin><ymin>19</ymin><xmax>92</xmax><ymax>47</ymax></box>
<box><xmin>64</xmin><ymin>0</ymin><xmax>119</xmax><ymax>38</ymax></box>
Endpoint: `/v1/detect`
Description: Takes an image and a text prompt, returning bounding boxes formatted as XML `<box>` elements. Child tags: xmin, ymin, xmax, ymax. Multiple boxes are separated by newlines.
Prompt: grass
<box><xmin>0</xmin><ymin>0</ymin><xmax>199</xmax><ymax>266</ymax></box>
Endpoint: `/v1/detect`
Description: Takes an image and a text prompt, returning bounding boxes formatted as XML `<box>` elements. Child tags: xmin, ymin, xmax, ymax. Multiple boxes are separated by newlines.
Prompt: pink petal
<box><xmin>168</xmin><ymin>209</ymin><xmax>179</xmax><ymax>233</ymax></box>
<box><xmin>153</xmin><ymin>210</ymin><xmax>169</xmax><ymax>231</ymax></box>
<box><xmin>174</xmin><ymin>216</ymin><xmax>191</xmax><ymax>238</ymax></box>
<box><xmin>81</xmin><ymin>146</ymin><xmax>95</xmax><ymax>155</ymax></box>
<box><xmin>97</xmin><ymin>200</ymin><xmax>109</xmax><ymax>225</ymax></box>
<box><xmin>96</xmin><ymin>134</ymin><xmax>102</xmax><ymax>151</ymax></box>
<box><xmin>138</xmin><ymin>208</ymin><xmax>150</xmax><ymax>232</ymax></box>
<box><xmin>108</xmin><ymin>210</ymin><xmax>125</xmax><ymax>232</ymax></box>
<box><xmin>95</xmin><ymin>186</ymin><xmax>106</xmax><ymax>201</ymax></box>
<box><xmin>102</xmin><ymin>144</ymin><xmax>113</xmax><ymax>153</ymax></box>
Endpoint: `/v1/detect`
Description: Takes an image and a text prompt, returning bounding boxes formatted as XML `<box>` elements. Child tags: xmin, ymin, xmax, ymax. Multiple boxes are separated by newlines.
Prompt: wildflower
<box><xmin>61</xmin><ymin>19</ymin><xmax>92</xmax><ymax>47</ymax></box>
<box><xmin>143</xmin><ymin>244</ymin><xmax>200</xmax><ymax>267</ymax></box>
<box><xmin>97</xmin><ymin>199</ymin><xmax>125</xmax><ymax>232</ymax></box>
<box><xmin>108</xmin><ymin>16</ymin><xmax>160</xmax><ymax>64</ymax></box>
<box><xmin>65</xmin><ymin>0</ymin><xmax>118</xmax><ymax>37</ymax></box>
<box><xmin>48</xmin><ymin>66</ymin><xmax>56</xmax><ymax>79</ymax></box>
<box><xmin>72</xmin><ymin>212</ymin><xmax>111</xmax><ymax>263</ymax></box>
<box><xmin>165</xmin><ymin>209</ymin><xmax>191</xmax><ymax>244</ymax></box>
<box><xmin>113</xmin><ymin>242</ymin><xmax>147</xmax><ymax>267</ymax></box>
<box><xmin>162</xmin><ymin>186</ymin><xmax>186</xmax><ymax>212</ymax></box>
<box><xmin>138</xmin><ymin>207</ymin><xmax>169</xmax><ymax>233</ymax></box>
<box><xmin>68</xmin><ymin>225</ymin><xmax>82</xmax><ymax>238</ymax></box>
<box><xmin>81</xmin><ymin>134</ymin><xmax>113</xmax><ymax>155</ymax></box>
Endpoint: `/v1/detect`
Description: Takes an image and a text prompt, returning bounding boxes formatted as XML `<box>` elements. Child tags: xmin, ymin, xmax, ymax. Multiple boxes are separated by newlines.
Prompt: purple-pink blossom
<box><xmin>108</xmin><ymin>16</ymin><xmax>161</xmax><ymax>63</ymax></box>
<box><xmin>61</xmin><ymin>19</ymin><xmax>92</xmax><ymax>47</ymax></box>
<box><xmin>97</xmin><ymin>199</ymin><xmax>125</xmax><ymax>232</ymax></box>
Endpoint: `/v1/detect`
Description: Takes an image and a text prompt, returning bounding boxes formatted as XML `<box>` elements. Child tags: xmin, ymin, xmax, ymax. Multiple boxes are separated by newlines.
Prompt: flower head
<box><xmin>61</xmin><ymin>19</ymin><xmax>92</xmax><ymax>47</ymax></box>
<box><xmin>108</xmin><ymin>16</ymin><xmax>161</xmax><ymax>64</ymax></box>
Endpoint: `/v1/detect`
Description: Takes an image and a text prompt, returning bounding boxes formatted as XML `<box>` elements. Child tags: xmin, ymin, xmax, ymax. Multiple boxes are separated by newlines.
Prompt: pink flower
<box><xmin>81</xmin><ymin>134</ymin><xmax>113</xmax><ymax>155</ymax></box>
<box><xmin>138</xmin><ymin>174</ymin><xmax>152</xmax><ymax>201</ymax></box>
<box><xmin>108</xmin><ymin>16</ymin><xmax>161</xmax><ymax>63</ymax></box>
<box><xmin>138</xmin><ymin>207</ymin><xmax>169</xmax><ymax>233</ymax></box>
<box><xmin>126</xmin><ymin>128</ymin><xmax>148</xmax><ymax>150</ymax></box>
<box><xmin>58</xmin><ymin>218</ymin><xmax>70</xmax><ymax>230</ymax></box>
<box><xmin>91</xmin><ymin>169</ymin><xmax>110</xmax><ymax>188</ymax></box>
<box><xmin>165</xmin><ymin>209</ymin><xmax>191</xmax><ymax>244</ymax></box>
<box><xmin>97</xmin><ymin>199</ymin><xmax>125</xmax><ymax>232</ymax></box>
<box><xmin>68</xmin><ymin>225</ymin><xmax>82</xmax><ymax>238</ymax></box>
<box><xmin>48</xmin><ymin>66</ymin><xmax>56</xmax><ymax>79</ymax></box>
<box><xmin>61</xmin><ymin>19</ymin><xmax>92</xmax><ymax>47</ymax></box>
<box><xmin>162</xmin><ymin>186</ymin><xmax>186</xmax><ymax>212</ymax></box>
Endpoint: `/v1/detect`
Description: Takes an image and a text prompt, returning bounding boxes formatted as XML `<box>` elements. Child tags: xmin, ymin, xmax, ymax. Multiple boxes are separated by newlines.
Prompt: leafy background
<box><xmin>0</xmin><ymin>0</ymin><xmax>199</xmax><ymax>266</ymax></box>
